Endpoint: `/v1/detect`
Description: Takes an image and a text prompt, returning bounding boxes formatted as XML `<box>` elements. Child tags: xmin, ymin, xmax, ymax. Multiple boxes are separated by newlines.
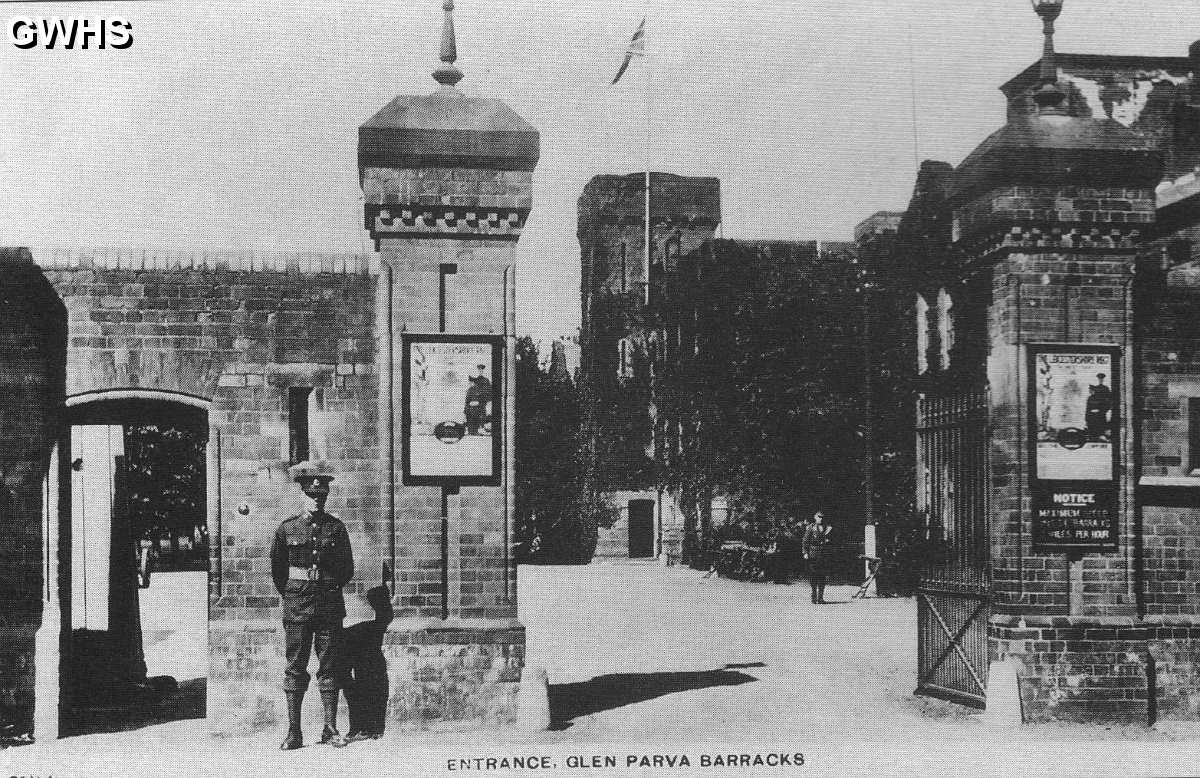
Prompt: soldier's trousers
<box><xmin>283</xmin><ymin>622</ymin><xmax>343</xmax><ymax>692</ymax></box>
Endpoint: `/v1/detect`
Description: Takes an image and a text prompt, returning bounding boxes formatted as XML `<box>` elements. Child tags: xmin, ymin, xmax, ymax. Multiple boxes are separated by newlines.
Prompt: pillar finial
<box><xmin>433</xmin><ymin>0</ymin><xmax>464</xmax><ymax>87</ymax></box>
<box><xmin>1030</xmin><ymin>0</ymin><xmax>1067</xmax><ymax>114</ymax></box>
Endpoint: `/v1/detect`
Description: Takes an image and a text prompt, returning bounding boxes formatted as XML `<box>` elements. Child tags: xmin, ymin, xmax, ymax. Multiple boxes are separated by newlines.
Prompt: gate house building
<box><xmin>0</xmin><ymin>4</ymin><xmax>536</xmax><ymax>737</ymax></box>
<box><xmin>900</xmin><ymin>11</ymin><xmax>1200</xmax><ymax>721</ymax></box>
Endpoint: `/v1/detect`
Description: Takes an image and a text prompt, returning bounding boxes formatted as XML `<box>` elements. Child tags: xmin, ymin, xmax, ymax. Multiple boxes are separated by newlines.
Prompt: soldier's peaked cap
<box><xmin>289</xmin><ymin>460</ymin><xmax>335</xmax><ymax>484</ymax></box>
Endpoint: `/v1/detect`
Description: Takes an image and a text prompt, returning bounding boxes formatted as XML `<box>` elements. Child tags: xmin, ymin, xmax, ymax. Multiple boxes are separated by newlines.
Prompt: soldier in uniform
<box><xmin>802</xmin><ymin>511</ymin><xmax>833</xmax><ymax>604</ymax></box>
<box><xmin>271</xmin><ymin>461</ymin><xmax>355</xmax><ymax>750</ymax></box>
<box><xmin>464</xmin><ymin>363</ymin><xmax>492</xmax><ymax>435</ymax></box>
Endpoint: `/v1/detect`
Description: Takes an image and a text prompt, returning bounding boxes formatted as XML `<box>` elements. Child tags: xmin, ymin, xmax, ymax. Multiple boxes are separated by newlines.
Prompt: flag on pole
<box><xmin>611</xmin><ymin>17</ymin><xmax>646</xmax><ymax>84</ymax></box>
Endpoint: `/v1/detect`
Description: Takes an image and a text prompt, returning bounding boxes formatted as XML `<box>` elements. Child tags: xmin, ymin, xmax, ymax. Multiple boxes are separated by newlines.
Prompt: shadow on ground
<box><xmin>63</xmin><ymin>678</ymin><xmax>206</xmax><ymax>738</ymax></box>
<box><xmin>549</xmin><ymin>666</ymin><xmax>759</xmax><ymax>730</ymax></box>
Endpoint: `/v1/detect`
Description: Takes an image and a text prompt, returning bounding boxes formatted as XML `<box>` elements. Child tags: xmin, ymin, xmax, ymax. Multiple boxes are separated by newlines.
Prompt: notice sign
<box><xmin>1032</xmin><ymin>483</ymin><xmax>1117</xmax><ymax>550</ymax></box>
<box><xmin>402</xmin><ymin>334</ymin><xmax>502</xmax><ymax>486</ymax></box>
<box><xmin>1031</xmin><ymin>347</ymin><xmax>1117</xmax><ymax>481</ymax></box>
<box><xmin>1028</xmin><ymin>344</ymin><xmax>1120</xmax><ymax>552</ymax></box>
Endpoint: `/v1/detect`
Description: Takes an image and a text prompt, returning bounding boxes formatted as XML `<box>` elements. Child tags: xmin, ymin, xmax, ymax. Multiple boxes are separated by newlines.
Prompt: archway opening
<box><xmin>61</xmin><ymin>397</ymin><xmax>208</xmax><ymax>736</ymax></box>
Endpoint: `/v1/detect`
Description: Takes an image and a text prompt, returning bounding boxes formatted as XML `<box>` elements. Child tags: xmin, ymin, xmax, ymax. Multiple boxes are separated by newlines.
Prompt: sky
<box><xmin>2</xmin><ymin>0</ymin><xmax>1200</xmax><ymax>341</ymax></box>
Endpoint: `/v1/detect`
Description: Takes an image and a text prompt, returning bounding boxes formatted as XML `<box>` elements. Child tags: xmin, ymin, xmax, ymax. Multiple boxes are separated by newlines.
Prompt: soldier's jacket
<box><xmin>801</xmin><ymin>523</ymin><xmax>833</xmax><ymax>564</ymax></box>
<box><xmin>270</xmin><ymin>510</ymin><xmax>354</xmax><ymax>625</ymax></box>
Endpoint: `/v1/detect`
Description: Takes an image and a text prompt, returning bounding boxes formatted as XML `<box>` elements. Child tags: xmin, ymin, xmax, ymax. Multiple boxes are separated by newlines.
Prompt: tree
<box><xmin>514</xmin><ymin>337</ymin><xmax>600</xmax><ymax>563</ymax></box>
<box><xmin>655</xmin><ymin>241</ymin><xmax>868</xmax><ymax>564</ymax></box>
<box><xmin>122</xmin><ymin>423</ymin><xmax>208</xmax><ymax>571</ymax></box>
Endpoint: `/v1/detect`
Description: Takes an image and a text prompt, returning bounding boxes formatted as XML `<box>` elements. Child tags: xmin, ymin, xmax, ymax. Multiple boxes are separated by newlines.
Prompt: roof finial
<box><xmin>433</xmin><ymin>0</ymin><xmax>464</xmax><ymax>87</ymax></box>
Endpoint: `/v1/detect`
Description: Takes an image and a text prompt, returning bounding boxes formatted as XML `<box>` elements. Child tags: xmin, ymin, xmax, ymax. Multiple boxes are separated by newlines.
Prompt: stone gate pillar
<box><xmin>948</xmin><ymin>73</ymin><xmax>1162</xmax><ymax>720</ymax></box>
<box><xmin>0</xmin><ymin>250</ymin><xmax>66</xmax><ymax>737</ymax></box>
<box><xmin>357</xmin><ymin>0</ymin><xmax>538</xmax><ymax>725</ymax></box>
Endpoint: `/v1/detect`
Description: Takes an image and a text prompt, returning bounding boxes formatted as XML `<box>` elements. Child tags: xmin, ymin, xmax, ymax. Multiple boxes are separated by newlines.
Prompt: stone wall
<box><xmin>578</xmin><ymin>172</ymin><xmax>721</xmax><ymax>299</ymax></box>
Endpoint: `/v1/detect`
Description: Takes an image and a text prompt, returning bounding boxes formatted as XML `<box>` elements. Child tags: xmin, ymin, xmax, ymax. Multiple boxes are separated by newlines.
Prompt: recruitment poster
<box><xmin>402</xmin><ymin>335</ymin><xmax>502</xmax><ymax>485</ymax></box>
<box><xmin>1029</xmin><ymin>345</ymin><xmax>1119</xmax><ymax>551</ymax></box>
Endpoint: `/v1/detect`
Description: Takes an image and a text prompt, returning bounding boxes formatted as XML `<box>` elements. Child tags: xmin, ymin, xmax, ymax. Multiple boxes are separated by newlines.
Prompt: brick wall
<box><xmin>375</xmin><ymin>235</ymin><xmax>519</xmax><ymax>624</ymax></box>
<box><xmin>1136</xmin><ymin>214</ymin><xmax>1200</xmax><ymax>617</ymax></box>
<box><xmin>984</xmin><ymin>245</ymin><xmax>1139</xmax><ymax>617</ymax></box>
<box><xmin>3</xmin><ymin>242</ymin><xmax>525</xmax><ymax>735</ymax></box>
<box><xmin>956</xmin><ymin>176</ymin><xmax>1200</xmax><ymax>721</ymax></box>
<box><xmin>948</xmin><ymin>182</ymin><xmax>1153</xmax><ymax>618</ymax></box>
<box><xmin>955</xmin><ymin>186</ymin><xmax>1154</xmax><ymax>250</ymax></box>
<box><xmin>992</xmin><ymin>614</ymin><xmax>1200</xmax><ymax>722</ymax></box>
<box><xmin>383</xmin><ymin>626</ymin><xmax>523</xmax><ymax>727</ymax></box>
<box><xmin>26</xmin><ymin>249</ymin><xmax>384</xmax><ymax>734</ymax></box>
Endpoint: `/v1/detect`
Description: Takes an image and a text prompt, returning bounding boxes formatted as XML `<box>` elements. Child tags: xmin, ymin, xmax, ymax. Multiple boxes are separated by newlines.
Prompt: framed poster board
<box><xmin>402</xmin><ymin>334</ymin><xmax>503</xmax><ymax>486</ymax></box>
<box><xmin>1027</xmin><ymin>344</ymin><xmax>1120</xmax><ymax>552</ymax></box>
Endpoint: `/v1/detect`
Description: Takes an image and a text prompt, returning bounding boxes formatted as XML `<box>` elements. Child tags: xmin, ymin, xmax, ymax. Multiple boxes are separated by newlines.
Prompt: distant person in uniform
<box><xmin>343</xmin><ymin>585</ymin><xmax>394</xmax><ymax>742</ymax></box>
<box><xmin>271</xmin><ymin>461</ymin><xmax>355</xmax><ymax>750</ymax></box>
<box><xmin>464</xmin><ymin>363</ymin><xmax>492</xmax><ymax>435</ymax></box>
<box><xmin>1086</xmin><ymin>372</ymin><xmax>1113</xmax><ymax>440</ymax></box>
<box><xmin>802</xmin><ymin>511</ymin><xmax>833</xmax><ymax>604</ymax></box>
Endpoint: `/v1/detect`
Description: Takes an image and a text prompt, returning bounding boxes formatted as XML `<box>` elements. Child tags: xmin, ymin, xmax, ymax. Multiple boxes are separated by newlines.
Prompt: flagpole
<box><xmin>644</xmin><ymin>8</ymin><xmax>651</xmax><ymax>308</ymax></box>
<box><xmin>609</xmin><ymin>14</ymin><xmax>650</xmax><ymax>304</ymax></box>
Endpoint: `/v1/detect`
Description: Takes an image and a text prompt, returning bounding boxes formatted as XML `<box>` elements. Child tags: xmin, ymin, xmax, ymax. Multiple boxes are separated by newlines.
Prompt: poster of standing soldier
<box><xmin>1031</xmin><ymin>347</ymin><xmax>1118</xmax><ymax>482</ymax></box>
<box><xmin>402</xmin><ymin>335</ymin><xmax>502</xmax><ymax>484</ymax></box>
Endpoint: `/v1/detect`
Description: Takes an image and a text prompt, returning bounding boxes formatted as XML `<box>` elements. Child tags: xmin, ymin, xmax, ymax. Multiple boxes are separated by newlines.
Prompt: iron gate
<box><xmin>915</xmin><ymin>390</ymin><xmax>991</xmax><ymax>708</ymax></box>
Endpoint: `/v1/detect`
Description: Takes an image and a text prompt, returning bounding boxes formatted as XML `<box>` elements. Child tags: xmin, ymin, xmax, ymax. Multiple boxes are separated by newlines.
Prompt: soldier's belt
<box><xmin>288</xmin><ymin>566</ymin><xmax>334</xmax><ymax>581</ymax></box>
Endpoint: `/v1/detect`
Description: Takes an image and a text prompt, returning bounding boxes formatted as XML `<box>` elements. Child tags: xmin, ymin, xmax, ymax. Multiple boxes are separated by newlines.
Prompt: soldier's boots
<box><xmin>319</xmin><ymin>691</ymin><xmax>348</xmax><ymax>748</ymax></box>
<box><xmin>280</xmin><ymin>691</ymin><xmax>304</xmax><ymax>750</ymax></box>
<box><xmin>320</xmin><ymin>727</ymin><xmax>347</xmax><ymax>747</ymax></box>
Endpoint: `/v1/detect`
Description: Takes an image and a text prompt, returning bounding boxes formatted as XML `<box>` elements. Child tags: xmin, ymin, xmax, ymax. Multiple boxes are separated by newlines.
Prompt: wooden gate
<box><xmin>915</xmin><ymin>391</ymin><xmax>991</xmax><ymax>708</ymax></box>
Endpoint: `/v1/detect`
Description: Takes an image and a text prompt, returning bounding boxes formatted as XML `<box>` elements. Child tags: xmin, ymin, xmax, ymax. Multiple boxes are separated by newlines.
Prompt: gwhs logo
<box><xmin>9</xmin><ymin>17</ymin><xmax>133</xmax><ymax>49</ymax></box>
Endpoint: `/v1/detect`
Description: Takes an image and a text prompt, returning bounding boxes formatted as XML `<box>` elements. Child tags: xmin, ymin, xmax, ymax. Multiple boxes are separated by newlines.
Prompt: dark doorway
<box><xmin>628</xmin><ymin>499</ymin><xmax>654</xmax><ymax>558</ymax></box>
<box><xmin>60</xmin><ymin>398</ymin><xmax>208</xmax><ymax>736</ymax></box>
